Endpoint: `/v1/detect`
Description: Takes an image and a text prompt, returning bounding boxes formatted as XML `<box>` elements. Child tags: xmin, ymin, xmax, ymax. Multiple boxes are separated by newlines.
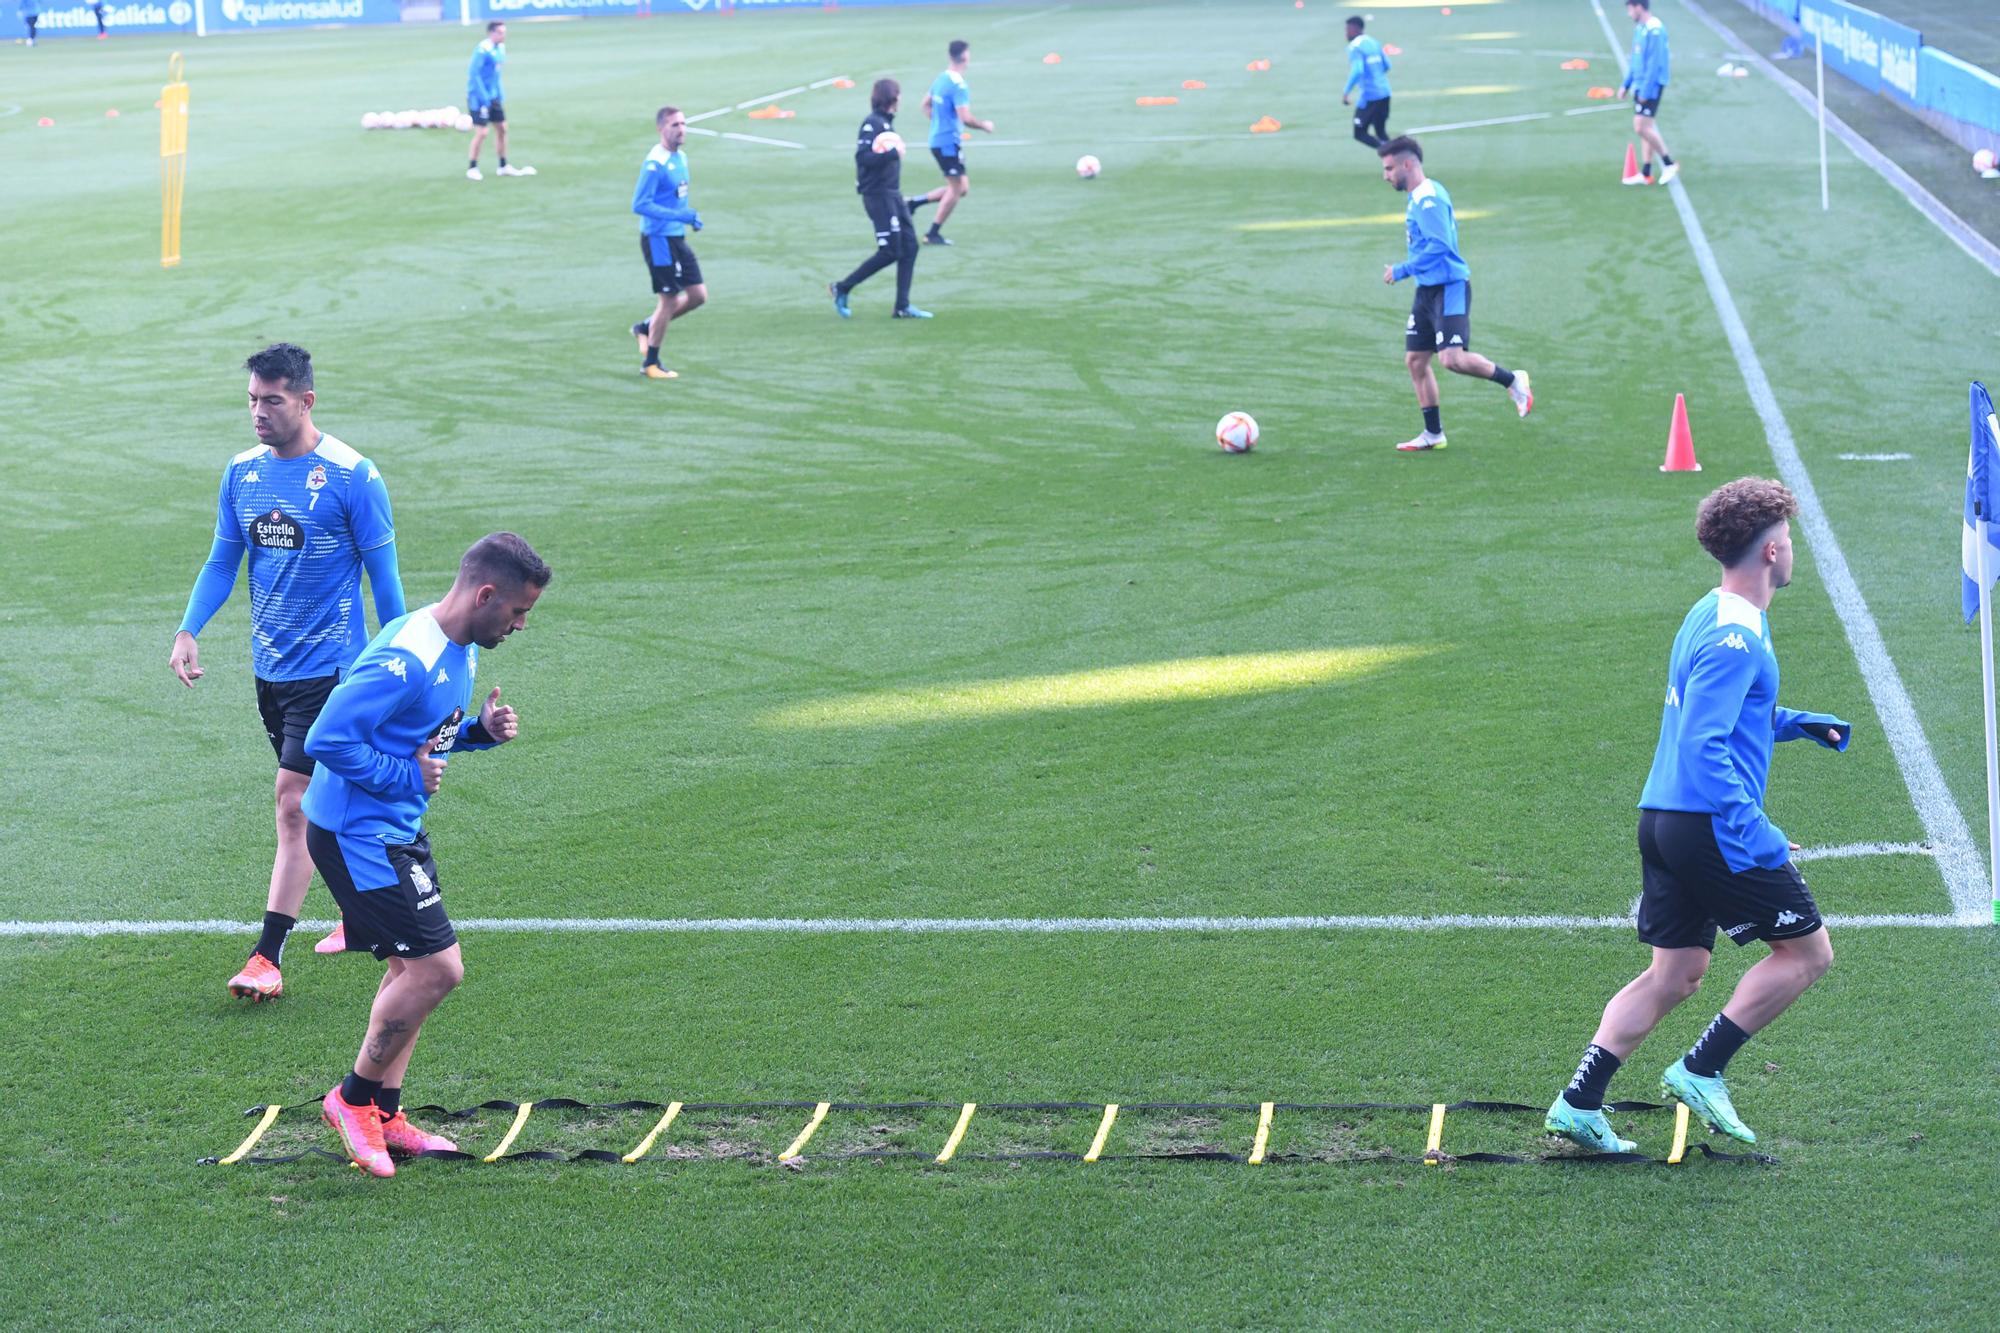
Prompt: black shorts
<box><xmin>307</xmin><ymin>823</ymin><xmax>459</xmax><ymax>962</ymax></box>
<box><xmin>256</xmin><ymin>671</ymin><xmax>339</xmax><ymax>775</ymax></box>
<box><xmin>1635</xmin><ymin>809</ymin><xmax>1823</xmax><ymax>952</ymax></box>
<box><xmin>862</xmin><ymin>191</ymin><xmax>918</xmax><ymax>255</ymax></box>
<box><xmin>1635</xmin><ymin>93</ymin><xmax>1663</xmax><ymax>118</ymax></box>
<box><xmin>1406</xmin><ymin>280</ymin><xmax>1472</xmax><ymax>353</ymax></box>
<box><xmin>931</xmin><ymin>148</ymin><xmax>966</xmax><ymax>178</ymax></box>
<box><xmin>1353</xmin><ymin>96</ymin><xmax>1390</xmax><ymax>139</ymax></box>
<box><xmin>471</xmin><ymin>101</ymin><xmax>505</xmax><ymax>127</ymax></box>
<box><xmin>642</xmin><ymin>234</ymin><xmax>702</xmax><ymax>295</ymax></box>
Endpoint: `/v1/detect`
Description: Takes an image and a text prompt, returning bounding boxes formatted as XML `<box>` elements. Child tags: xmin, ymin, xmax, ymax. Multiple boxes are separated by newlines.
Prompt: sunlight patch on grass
<box><xmin>761</xmin><ymin>647</ymin><xmax>1437</xmax><ymax>729</ymax></box>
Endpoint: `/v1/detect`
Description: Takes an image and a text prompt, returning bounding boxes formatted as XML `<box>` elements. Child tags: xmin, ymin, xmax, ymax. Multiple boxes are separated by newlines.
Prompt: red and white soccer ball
<box><xmin>1076</xmin><ymin>154</ymin><xmax>1101</xmax><ymax>179</ymax></box>
<box><xmin>1976</xmin><ymin>148</ymin><xmax>1999</xmax><ymax>177</ymax></box>
<box><xmin>872</xmin><ymin>130</ymin><xmax>906</xmax><ymax>156</ymax></box>
<box><xmin>1215</xmin><ymin>412</ymin><xmax>1258</xmax><ymax>453</ymax></box>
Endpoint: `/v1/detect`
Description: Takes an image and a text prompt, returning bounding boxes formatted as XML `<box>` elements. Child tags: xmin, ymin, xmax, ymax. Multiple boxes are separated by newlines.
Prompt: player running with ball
<box><xmin>1377</xmin><ymin>136</ymin><xmax>1531</xmax><ymax>452</ymax></box>
<box><xmin>1546</xmin><ymin>479</ymin><xmax>1847</xmax><ymax>1154</ymax></box>
<box><xmin>308</xmin><ymin>533</ymin><xmax>550</xmax><ymax>1177</ymax></box>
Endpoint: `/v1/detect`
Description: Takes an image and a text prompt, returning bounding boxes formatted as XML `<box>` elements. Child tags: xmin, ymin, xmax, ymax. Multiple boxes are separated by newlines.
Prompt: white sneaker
<box><xmin>1621</xmin><ymin>173</ymin><xmax>1646</xmax><ymax>186</ymax></box>
<box><xmin>1659</xmin><ymin>161</ymin><xmax>1680</xmax><ymax>184</ymax></box>
<box><xmin>497</xmin><ymin>164</ymin><xmax>536</xmax><ymax>177</ymax></box>
<box><xmin>1509</xmin><ymin>369</ymin><xmax>1534</xmax><ymax>419</ymax></box>
<box><xmin>1394</xmin><ymin>431</ymin><xmax>1447</xmax><ymax>453</ymax></box>
<box><xmin>466</xmin><ymin>166</ymin><xmax>483</xmax><ymax>181</ymax></box>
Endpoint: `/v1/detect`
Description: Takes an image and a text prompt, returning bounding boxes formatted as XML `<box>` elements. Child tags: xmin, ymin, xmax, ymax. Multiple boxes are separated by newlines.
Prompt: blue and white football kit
<box><xmin>1622</xmin><ymin>13</ymin><xmax>1670</xmax><ymax>116</ymax></box>
<box><xmin>301</xmin><ymin>606</ymin><xmax>503</xmax><ymax>959</ymax></box>
<box><xmin>1390</xmin><ymin>179</ymin><xmax>1473</xmax><ymax>353</ymax></box>
<box><xmin>928</xmin><ymin>68</ymin><xmax>969</xmax><ymax>175</ymax></box>
<box><xmin>467</xmin><ymin>38</ymin><xmax>506</xmax><ymax>124</ymax></box>
<box><xmin>1635</xmin><ymin>590</ymin><xmax>1848</xmax><ymax>948</ymax></box>
<box><xmin>633</xmin><ymin>143</ymin><xmax>701</xmax><ymax>294</ymax></box>
<box><xmin>1346</xmin><ymin>34</ymin><xmax>1393</xmax><ymax>146</ymax></box>
<box><xmin>179</xmin><ymin>433</ymin><xmax>405</xmax><ymax>773</ymax></box>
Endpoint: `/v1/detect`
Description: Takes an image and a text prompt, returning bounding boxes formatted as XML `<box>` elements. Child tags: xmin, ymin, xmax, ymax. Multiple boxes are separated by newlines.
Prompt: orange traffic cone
<box><xmin>1622</xmin><ymin>142</ymin><xmax>1642</xmax><ymax>184</ymax></box>
<box><xmin>1660</xmin><ymin>393</ymin><xmax>1701</xmax><ymax>472</ymax></box>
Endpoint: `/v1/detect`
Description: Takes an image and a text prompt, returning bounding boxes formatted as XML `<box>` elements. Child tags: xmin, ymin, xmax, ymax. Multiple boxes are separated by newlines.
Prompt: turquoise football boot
<box><xmin>1662</xmin><ymin>1060</ymin><xmax>1756</xmax><ymax>1144</ymax></box>
<box><xmin>1545</xmin><ymin>1095</ymin><xmax>1637</xmax><ymax>1154</ymax></box>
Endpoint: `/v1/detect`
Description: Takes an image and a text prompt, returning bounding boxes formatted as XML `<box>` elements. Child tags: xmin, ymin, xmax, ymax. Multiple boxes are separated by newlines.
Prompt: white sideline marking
<box><xmin>1792</xmin><ymin>840</ymin><xmax>1933</xmax><ymax>862</ymax></box>
<box><xmin>1590</xmin><ymin>0</ymin><xmax>1986</xmax><ymax>922</ymax></box>
<box><xmin>736</xmin><ymin>85</ymin><xmax>808</xmax><ymax>111</ymax></box>
<box><xmin>808</xmin><ymin>77</ymin><xmax>847</xmax><ymax>90</ymax></box>
<box><xmin>991</xmin><ymin>3</ymin><xmax>1071</xmax><ymax>27</ymax></box>
<box><xmin>1406</xmin><ymin>111</ymin><xmax>1552</xmax><ymax>135</ymax></box>
<box><xmin>721</xmin><ymin>131</ymin><xmax>805</xmax><ymax>150</ymax></box>
<box><xmin>0</xmin><ymin>913</ymin><xmax>1968</xmax><ymax>938</ymax></box>
<box><xmin>1837</xmin><ymin>452</ymin><xmax>1912</xmax><ymax>462</ymax></box>
<box><xmin>1675</xmin><ymin>0</ymin><xmax>2000</xmax><ymax>278</ymax></box>
<box><xmin>1562</xmin><ymin>103</ymin><xmax>1631</xmax><ymax>117</ymax></box>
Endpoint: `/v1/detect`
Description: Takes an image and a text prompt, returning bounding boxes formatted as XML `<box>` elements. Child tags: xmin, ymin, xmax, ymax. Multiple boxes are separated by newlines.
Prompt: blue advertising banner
<box><xmin>1919</xmin><ymin>45</ymin><xmax>2000</xmax><ymax>136</ymax></box>
<box><xmin>208</xmin><ymin>0</ymin><xmax>403</xmax><ymax>29</ymax></box>
<box><xmin>0</xmin><ymin>0</ymin><xmax>195</xmax><ymax>40</ymax></box>
<box><xmin>1797</xmin><ymin>0</ymin><xmax>1922</xmax><ymax>103</ymax></box>
<box><xmin>479</xmin><ymin>0</ymin><xmax>985</xmax><ymax>14</ymax></box>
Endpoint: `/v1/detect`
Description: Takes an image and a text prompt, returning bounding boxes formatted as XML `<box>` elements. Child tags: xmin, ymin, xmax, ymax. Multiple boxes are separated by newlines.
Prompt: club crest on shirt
<box><xmin>252</xmin><ymin>508</ymin><xmax>304</xmax><ymax>550</ymax></box>
<box><xmin>305</xmin><ymin>464</ymin><xmax>328</xmax><ymax>491</ymax></box>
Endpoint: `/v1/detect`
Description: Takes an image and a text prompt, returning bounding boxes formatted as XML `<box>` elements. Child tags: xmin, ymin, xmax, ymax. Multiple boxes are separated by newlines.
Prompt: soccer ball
<box><xmin>1076</xmin><ymin>154</ymin><xmax>1101</xmax><ymax>179</ymax></box>
<box><xmin>872</xmin><ymin>130</ymin><xmax>906</xmax><ymax>155</ymax></box>
<box><xmin>1215</xmin><ymin>412</ymin><xmax>1258</xmax><ymax>453</ymax></box>
<box><xmin>1976</xmin><ymin>148</ymin><xmax>1999</xmax><ymax>177</ymax></box>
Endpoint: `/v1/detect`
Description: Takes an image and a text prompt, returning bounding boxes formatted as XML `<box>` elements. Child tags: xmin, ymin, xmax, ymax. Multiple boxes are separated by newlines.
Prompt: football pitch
<box><xmin>3</xmin><ymin>0</ymin><xmax>1999</xmax><ymax>1325</ymax></box>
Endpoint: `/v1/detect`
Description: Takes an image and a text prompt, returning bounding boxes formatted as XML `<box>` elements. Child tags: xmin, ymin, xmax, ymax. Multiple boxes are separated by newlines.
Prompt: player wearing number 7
<box><xmin>1546</xmin><ymin>479</ymin><xmax>1847</xmax><ymax>1154</ymax></box>
<box><xmin>303</xmin><ymin>533</ymin><xmax>551</xmax><ymax>1177</ymax></box>
<box><xmin>171</xmin><ymin>343</ymin><xmax>407</xmax><ymax>1001</ymax></box>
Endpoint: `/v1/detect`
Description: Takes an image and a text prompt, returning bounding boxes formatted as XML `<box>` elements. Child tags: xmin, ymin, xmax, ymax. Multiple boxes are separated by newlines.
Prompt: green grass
<box><xmin>3</xmin><ymin>0</ymin><xmax>1998</xmax><ymax>1325</ymax></box>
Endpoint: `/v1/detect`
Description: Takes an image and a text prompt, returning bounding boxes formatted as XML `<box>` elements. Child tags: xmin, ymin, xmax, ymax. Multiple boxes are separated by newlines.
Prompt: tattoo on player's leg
<box><xmin>367</xmin><ymin>1018</ymin><xmax>411</xmax><ymax>1063</ymax></box>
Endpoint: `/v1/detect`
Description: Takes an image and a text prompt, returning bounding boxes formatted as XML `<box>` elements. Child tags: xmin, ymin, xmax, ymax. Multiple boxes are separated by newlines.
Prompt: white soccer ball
<box><xmin>1215</xmin><ymin>411</ymin><xmax>1258</xmax><ymax>454</ymax></box>
<box><xmin>1076</xmin><ymin>154</ymin><xmax>1101</xmax><ymax>179</ymax></box>
<box><xmin>457</xmin><ymin>115</ymin><xmax>474</xmax><ymax>132</ymax></box>
<box><xmin>1975</xmin><ymin>148</ymin><xmax>1998</xmax><ymax>176</ymax></box>
<box><xmin>362</xmin><ymin>112</ymin><xmax>382</xmax><ymax>130</ymax></box>
<box><xmin>1716</xmin><ymin>62</ymin><xmax>1735</xmax><ymax>76</ymax></box>
<box><xmin>872</xmin><ymin>130</ymin><xmax>905</xmax><ymax>155</ymax></box>
<box><xmin>393</xmin><ymin>111</ymin><xmax>415</xmax><ymax>129</ymax></box>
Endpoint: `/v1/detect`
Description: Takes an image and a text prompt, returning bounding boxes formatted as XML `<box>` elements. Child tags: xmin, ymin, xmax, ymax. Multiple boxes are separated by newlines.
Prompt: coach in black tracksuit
<box><xmin>829</xmin><ymin>79</ymin><xmax>925</xmax><ymax>319</ymax></box>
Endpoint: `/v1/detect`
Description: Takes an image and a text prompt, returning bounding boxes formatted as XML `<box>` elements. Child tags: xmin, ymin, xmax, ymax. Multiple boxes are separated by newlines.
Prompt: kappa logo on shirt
<box><xmin>244</xmin><ymin>470</ymin><xmax>260</xmax><ymax>484</ymax></box>
<box><xmin>1720</xmin><ymin>632</ymin><xmax>1750</xmax><ymax>653</ymax></box>
<box><xmin>1664</xmin><ymin>685</ymin><xmax>1681</xmax><ymax>707</ymax></box>
<box><xmin>435</xmin><ymin>668</ymin><xmax>450</xmax><ymax>685</ymax></box>
<box><xmin>383</xmin><ymin>658</ymin><xmax>407</xmax><ymax>681</ymax></box>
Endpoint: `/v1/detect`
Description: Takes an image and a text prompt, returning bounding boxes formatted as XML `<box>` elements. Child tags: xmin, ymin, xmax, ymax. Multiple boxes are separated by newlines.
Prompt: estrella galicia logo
<box><xmin>428</xmin><ymin>707</ymin><xmax>465</xmax><ymax>754</ymax></box>
<box><xmin>252</xmin><ymin>508</ymin><xmax>304</xmax><ymax>550</ymax></box>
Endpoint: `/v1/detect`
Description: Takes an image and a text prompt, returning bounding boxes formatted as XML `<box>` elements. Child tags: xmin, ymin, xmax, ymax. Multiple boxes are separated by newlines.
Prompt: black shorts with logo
<box><xmin>931</xmin><ymin>147</ymin><xmax>966</xmax><ymax>178</ymax></box>
<box><xmin>862</xmin><ymin>191</ymin><xmax>918</xmax><ymax>257</ymax></box>
<box><xmin>256</xmin><ymin>672</ymin><xmax>340</xmax><ymax>775</ymax></box>
<box><xmin>642</xmin><ymin>234</ymin><xmax>702</xmax><ymax>295</ymax></box>
<box><xmin>1636</xmin><ymin>809</ymin><xmax>1823</xmax><ymax>951</ymax></box>
<box><xmin>306</xmin><ymin>823</ymin><xmax>459</xmax><ymax>962</ymax></box>
<box><xmin>472</xmin><ymin>100</ymin><xmax>506</xmax><ymax>126</ymax></box>
<box><xmin>1406</xmin><ymin>280</ymin><xmax>1472</xmax><ymax>353</ymax></box>
<box><xmin>1635</xmin><ymin>92</ymin><xmax>1663</xmax><ymax>118</ymax></box>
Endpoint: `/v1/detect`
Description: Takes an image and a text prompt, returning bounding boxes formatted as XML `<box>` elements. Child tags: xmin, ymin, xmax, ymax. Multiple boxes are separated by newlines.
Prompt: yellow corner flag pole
<box><xmin>160</xmin><ymin>53</ymin><xmax>189</xmax><ymax>268</ymax></box>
